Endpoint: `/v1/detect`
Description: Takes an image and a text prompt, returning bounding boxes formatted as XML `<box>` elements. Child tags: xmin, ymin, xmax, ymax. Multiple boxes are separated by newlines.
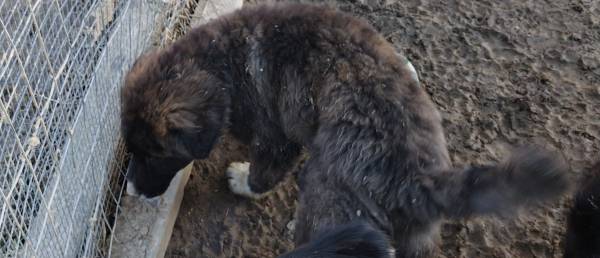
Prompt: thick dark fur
<box><xmin>120</xmin><ymin>3</ymin><xmax>570</xmax><ymax>257</ymax></box>
<box><xmin>277</xmin><ymin>222</ymin><xmax>393</xmax><ymax>258</ymax></box>
<box><xmin>564</xmin><ymin>161</ymin><xmax>600</xmax><ymax>258</ymax></box>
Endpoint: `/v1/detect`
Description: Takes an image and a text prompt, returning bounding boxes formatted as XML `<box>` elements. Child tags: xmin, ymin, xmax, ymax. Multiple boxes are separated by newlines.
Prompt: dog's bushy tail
<box><xmin>424</xmin><ymin>146</ymin><xmax>570</xmax><ymax>218</ymax></box>
<box><xmin>277</xmin><ymin>222</ymin><xmax>393</xmax><ymax>258</ymax></box>
<box><xmin>563</xmin><ymin>162</ymin><xmax>600</xmax><ymax>258</ymax></box>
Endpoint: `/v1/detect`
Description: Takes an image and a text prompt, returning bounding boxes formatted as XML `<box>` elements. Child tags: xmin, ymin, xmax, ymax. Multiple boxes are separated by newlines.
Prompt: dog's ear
<box><xmin>152</xmin><ymin>61</ymin><xmax>201</xmax><ymax>137</ymax></box>
<box><xmin>164</xmin><ymin>62</ymin><xmax>187</xmax><ymax>81</ymax></box>
<box><xmin>150</xmin><ymin>68</ymin><xmax>227</xmax><ymax>158</ymax></box>
<box><xmin>165</xmin><ymin>108</ymin><xmax>198</xmax><ymax>131</ymax></box>
<box><xmin>158</xmin><ymin>105</ymin><xmax>222</xmax><ymax>159</ymax></box>
<box><xmin>153</xmin><ymin>103</ymin><xmax>199</xmax><ymax>138</ymax></box>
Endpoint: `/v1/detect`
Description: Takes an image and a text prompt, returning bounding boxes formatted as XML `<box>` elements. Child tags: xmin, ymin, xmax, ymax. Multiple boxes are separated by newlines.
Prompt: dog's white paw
<box><xmin>226</xmin><ymin>162</ymin><xmax>264</xmax><ymax>199</ymax></box>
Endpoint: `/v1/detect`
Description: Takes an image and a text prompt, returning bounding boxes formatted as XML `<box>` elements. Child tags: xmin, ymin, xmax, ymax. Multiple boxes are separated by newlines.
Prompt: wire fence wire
<box><xmin>0</xmin><ymin>0</ymin><xmax>199</xmax><ymax>257</ymax></box>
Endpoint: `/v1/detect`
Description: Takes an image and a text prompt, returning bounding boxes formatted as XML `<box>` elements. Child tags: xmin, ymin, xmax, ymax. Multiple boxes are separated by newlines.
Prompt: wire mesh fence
<box><xmin>0</xmin><ymin>0</ymin><xmax>199</xmax><ymax>257</ymax></box>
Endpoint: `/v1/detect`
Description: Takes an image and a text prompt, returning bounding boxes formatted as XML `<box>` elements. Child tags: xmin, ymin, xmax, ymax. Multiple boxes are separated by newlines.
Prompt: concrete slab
<box><xmin>110</xmin><ymin>163</ymin><xmax>192</xmax><ymax>258</ymax></box>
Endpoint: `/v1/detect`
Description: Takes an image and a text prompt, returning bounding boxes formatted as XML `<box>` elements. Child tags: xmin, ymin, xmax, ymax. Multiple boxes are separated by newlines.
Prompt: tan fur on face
<box><xmin>122</xmin><ymin>51</ymin><xmax>166</xmax><ymax>137</ymax></box>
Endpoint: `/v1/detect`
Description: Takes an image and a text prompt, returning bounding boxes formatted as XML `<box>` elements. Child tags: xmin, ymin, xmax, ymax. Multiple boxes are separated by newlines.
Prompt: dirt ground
<box><xmin>165</xmin><ymin>0</ymin><xmax>600</xmax><ymax>257</ymax></box>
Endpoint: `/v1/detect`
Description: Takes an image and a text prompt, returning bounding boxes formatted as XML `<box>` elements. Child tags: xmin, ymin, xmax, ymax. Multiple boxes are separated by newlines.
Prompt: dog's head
<box><xmin>120</xmin><ymin>50</ymin><xmax>229</xmax><ymax>198</ymax></box>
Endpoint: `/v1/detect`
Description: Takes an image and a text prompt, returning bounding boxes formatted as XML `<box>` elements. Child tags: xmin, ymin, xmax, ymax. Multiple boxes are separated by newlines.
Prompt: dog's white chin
<box><xmin>126</xmin><ymin>181</ymin><xmax>140</xmax><ymax>197</ymax></box>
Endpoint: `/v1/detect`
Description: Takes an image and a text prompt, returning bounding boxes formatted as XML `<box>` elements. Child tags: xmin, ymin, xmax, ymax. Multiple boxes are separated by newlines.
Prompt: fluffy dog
<box><xmin>120</xmin><ymin>3</ymin><xmax>570</xmax><ymax>257</ymax></box>
<box><xmin>563</xmin><ymin>161</ymin><xmax>600</xmax><ymax>258</ymax></box>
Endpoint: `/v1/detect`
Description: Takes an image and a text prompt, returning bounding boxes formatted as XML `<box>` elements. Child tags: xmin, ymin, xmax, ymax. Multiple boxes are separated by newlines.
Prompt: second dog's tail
<box><xmin>277</xmin><ymin>222</ymin><xmax>393</xmax><ymax>258</ymax></box>
<box><xmin>423</xmin><ymin>146</ymin><xmax>570</xmax><ymax>219</ymax></box>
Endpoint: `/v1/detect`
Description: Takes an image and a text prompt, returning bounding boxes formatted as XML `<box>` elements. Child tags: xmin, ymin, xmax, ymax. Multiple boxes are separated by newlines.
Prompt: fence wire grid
<box><xmin>0</xmin><ymin>0</ymin><xmax>200</xmax><ymax>257</ymax></box>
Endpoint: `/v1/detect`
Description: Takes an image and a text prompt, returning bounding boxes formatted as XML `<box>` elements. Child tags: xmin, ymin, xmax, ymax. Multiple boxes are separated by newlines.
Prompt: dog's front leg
<box><xmin>227</xmin><ymin>138</ymin><xmax>301</xmax><ymax>199</ymax></box>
